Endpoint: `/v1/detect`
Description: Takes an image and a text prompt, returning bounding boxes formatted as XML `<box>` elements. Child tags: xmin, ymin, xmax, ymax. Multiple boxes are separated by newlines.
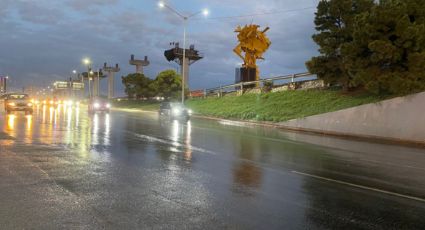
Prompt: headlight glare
<box><xmin>172</xmin><ymin>108</ymin><xmax>181</xmax><ymax>115</ymax></box>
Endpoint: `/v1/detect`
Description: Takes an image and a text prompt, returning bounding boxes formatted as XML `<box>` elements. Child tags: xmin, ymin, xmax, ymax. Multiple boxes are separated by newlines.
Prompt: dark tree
<box><xmin>306</xmin><ymin>0</ymin><xmax>375</xmax><ymax>90</ymax></box>
<box><xmin>347</xmin><ymin>0</ymin><xmax>425</xmax><ymax>95</ymax></box>
<box><xmin>150</xmin><ymin>70</ymin><xmax>184</xmax><ymax>99</ymax></box>
<box><xmin>121</xmin><ymin>73</ymin><xmax>155</xmax><ymax>99</ymax></box>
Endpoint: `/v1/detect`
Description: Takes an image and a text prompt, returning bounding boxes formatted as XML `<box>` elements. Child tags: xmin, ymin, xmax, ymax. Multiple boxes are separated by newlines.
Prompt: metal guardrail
<box><xmin>193</xmin><ymin>72</ymin><xmax>316</xmax><ymax>98</ymax></box>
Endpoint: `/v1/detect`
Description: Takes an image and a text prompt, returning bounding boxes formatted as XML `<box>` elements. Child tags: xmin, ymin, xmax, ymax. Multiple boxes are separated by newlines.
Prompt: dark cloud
<box><xmin>66</xmin><ymin>0</ymin><xmax>120</xmax><ymax>11</ymax></box>
<box><xmin>0</xmin><ymin>0</ymin><xmax>320</xmax><ymax>94</ymax></box>
<box><xmin>15</xmin><ymin>1</ymin><xmax>64</xmax><ymax>25</ymax></box>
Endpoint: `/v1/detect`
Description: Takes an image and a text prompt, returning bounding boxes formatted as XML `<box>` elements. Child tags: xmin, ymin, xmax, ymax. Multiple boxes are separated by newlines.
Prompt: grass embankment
<box><xmin>112</xmin><ymin>100</ymin><xmax>159</xmax><ymax>111</ymax></box>
<box><xmin>185</xmin><ymin>89</ymin><xmax>386</xmax><ymax>122</ymax></box>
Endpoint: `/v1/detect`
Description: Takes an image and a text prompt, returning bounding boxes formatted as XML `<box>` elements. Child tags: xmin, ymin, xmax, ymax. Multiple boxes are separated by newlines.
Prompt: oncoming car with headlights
<box><xmin>63</xmin><ymin>99</ymin><xmax>80</xmax><ymax>108</ymax></box>
<box><xmin>4</xmin><ymin>93</ymin><xmax>33</xmax><ymax>114</ymax></box>
<box><xmin>159</xmin><ymin>102</ymin><xmax>192</xmax><ymax>121</ymax></box>
<box><xmin>88</xmin><ymin>97</ymin><xmax>111</xmax><ymax>114</ymax></box>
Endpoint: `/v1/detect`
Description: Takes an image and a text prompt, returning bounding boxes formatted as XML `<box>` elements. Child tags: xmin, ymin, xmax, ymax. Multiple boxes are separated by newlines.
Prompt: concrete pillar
<box><xmin>181</xmin><ymin>57</ymin><xmax>190</xmax><ymax>89</ymax></box>
<box><xmin>93</xmin><ymin>76</ymin><xmax>99</xmax><ymax>97</ymax></box>
<box><xmin>108</xmin><ymin>72</ymin><xmax>114</xmax><ymax>99</ymax></box>
<box><xmin>103</xmin><ymin>63</ymin><xmax>120</xmax><ymax>99</ymax></box>
<box><xmin>136</xmin><ymin>65</ymin><xmax>143</xmax><ymax>74</ymax></box>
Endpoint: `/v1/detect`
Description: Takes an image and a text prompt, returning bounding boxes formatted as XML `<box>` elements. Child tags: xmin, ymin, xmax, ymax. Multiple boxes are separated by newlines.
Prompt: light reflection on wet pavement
<box><xmin>0</xmin><ymin>105</ymin><xmax>425</xmax><ymax>229</ymax></box>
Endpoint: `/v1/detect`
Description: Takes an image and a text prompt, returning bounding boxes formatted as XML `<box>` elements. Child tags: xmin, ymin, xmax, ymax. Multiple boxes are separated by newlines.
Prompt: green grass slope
<box><xmin>186</xmin><ymin>89</ymin><xmax>386</xmax><ymax>122</ymax></box>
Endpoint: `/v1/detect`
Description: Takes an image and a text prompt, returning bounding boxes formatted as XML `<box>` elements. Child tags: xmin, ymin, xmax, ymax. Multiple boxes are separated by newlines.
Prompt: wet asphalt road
<box><xmin>0</xmin><ymin>105</ymin><xmax>425</xmax><ymax>229</ymax></box>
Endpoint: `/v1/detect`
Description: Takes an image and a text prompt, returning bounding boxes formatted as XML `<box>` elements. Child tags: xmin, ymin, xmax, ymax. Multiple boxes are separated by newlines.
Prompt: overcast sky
<box><xmin>0</xmin><ymin>0</ymin><xmax>319</xmax><ymax>95</ymax></box>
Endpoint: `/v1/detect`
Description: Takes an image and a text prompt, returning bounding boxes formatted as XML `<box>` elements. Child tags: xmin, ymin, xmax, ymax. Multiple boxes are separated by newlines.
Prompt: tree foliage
<box><xmin>121</xmin><ymin>70</ymin><xmax>184</xmax><ymax>99</ymax></box>
<box><xmin>307</xmin><ymin>0</ymin><xmax>425</xmax><ymax>95</ymax></box>
<box><xmin>306</xmin><ymin>0</ymin><xmax>374</xmax><ymax>90</ymax></box>
<box><xmin>347</xmin><ymin>0</ymin><xmax>425</xmax><ymax>94</ymax></box>
<box><xmin>150</xmin><ymin>70</ymin><xmax>185</xmax><ymax>99</ymax></box>
<box><xmin>121</xmin><ymin>73</ymin><xmax>154</xmax><ymax>99</ymax></box>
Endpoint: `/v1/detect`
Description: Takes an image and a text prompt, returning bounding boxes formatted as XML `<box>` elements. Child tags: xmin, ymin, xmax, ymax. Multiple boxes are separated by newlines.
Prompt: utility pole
<box><xmin>159</xmin><ymin>1</ymin><xmax>209</xmax><ymax>104</ymax></box>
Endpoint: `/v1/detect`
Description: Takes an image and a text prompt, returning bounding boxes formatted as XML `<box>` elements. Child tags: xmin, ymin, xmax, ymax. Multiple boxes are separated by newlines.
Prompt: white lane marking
<box><xmin>134</xmin><ymin>133</ymin><xmax>217</xmax><ymax>155</ymax></box>
<box><xmin>291</xmin><ymin>170</ymin><xmax>425</xmax><ymax>203</ymax></box>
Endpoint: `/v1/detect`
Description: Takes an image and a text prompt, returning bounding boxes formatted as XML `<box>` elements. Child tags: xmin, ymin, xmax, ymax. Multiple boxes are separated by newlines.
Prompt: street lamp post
<box><xmin>71</xmin><ymin>70</ymin><xmax>78</xmax><ymax>99</ymax></box>
<box><xmin>4</xmin><ymin>76</ymin><xmax>9</xmax><ymax>93</ymax></box>
<box><xmin>89</xmin><ymin>71</ymin><xmax>93</xmax><ymax>98</ymax></box>
<box><xmin>159</xmin><ymin>1</ymin><xmax>209</xmax><ymax>104</ymax></box>
<box><xmin>95</xmin><ymin>69</ymin><xmax>100</xmax><ymax>97</ymax></box>
<box><xmin>83</xmin><ymin>58</ymin><xmax>92</xmax><ymax>98</ymax></box>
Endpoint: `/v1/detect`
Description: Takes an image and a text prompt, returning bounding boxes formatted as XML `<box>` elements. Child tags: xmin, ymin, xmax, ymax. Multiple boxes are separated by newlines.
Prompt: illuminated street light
<box><xmin>158</xmin><ymin>2</ymin><xmax>209</xmax><ymax>104</ymax></box>
<box><xmin>83</xmin><ymin>58</ymin><xmax>91</xmax><ymax>66</ymax></box>
<box><xmin>83</xmin><ymin>58</ymin><xmax>92</xmax><ymax>98</ymax></box>
<box><xmin>203</xmin><ymin>9</ymin><xmax>209</xmax><ymax>16</ymax></box>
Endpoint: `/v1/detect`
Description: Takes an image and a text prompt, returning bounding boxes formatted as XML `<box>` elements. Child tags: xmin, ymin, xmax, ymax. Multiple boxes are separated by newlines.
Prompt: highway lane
<box><xmin>0</xmin><ymin>105</ymin><xmax>424</xmax><ymax>229</ymax></box>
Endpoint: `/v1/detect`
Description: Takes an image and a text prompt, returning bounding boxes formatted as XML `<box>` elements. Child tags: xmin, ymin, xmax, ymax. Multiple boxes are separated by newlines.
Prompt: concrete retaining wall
<box><xmin>280</xmin><ymin>91</ymin><xmax>425</xmax><ymax>144</ymax></box>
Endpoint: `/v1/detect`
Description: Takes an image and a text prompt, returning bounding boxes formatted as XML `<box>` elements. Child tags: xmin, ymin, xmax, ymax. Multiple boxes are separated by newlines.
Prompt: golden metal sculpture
<box><xmin>233</xmin><ymin>24</ymin><xmax>271</xmax><ymax>81</ymax></box>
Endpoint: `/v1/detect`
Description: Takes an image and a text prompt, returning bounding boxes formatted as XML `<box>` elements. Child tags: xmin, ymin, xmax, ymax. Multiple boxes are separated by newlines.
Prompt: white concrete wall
<box><xmin>280</xmin><ymin>92</ymin><xmax>425</xmax><ymax>144</ymax></box>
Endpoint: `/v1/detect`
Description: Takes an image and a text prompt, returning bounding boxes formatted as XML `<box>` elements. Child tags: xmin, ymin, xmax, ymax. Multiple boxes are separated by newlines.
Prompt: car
<box><xmin>88</xmin><ymin>97</ymin><xmax>111</xmax><ymax>114</ymax></box>
<box><xmin>40</xmin><ymin>97</ymin><xmax>59</xmax><ymax>107</ymax></box>
<box><xmin>62</xmin><ymin>99</ymin><xmax>81</xmax><ymax>108</ymax></box>
<box><xmin>159</xmin><ymin>102</ymin><xmax>192</xmax><ymax>121</ymax></box>
<box><xmin>4</xmin><ymin>93</ymin><xmax>33</xmax><ymax>114</ymax></box>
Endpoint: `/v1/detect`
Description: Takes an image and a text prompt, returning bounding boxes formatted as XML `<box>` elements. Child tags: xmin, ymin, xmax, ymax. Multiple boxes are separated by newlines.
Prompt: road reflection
<box><xmin>7</xmin><ymin>114</ymin><xmax>15</xmax><ymax>131</ymax></box>
<box><xmin>165</xmin><ymin>119</ymin><xmax>193</xmax><ymax>161</ymax></box>
<box><xmin>232</xmin><ymin>137</ymin><xmax>263</xmax><ymax>196</ymax></box>
<box><xmin>2</xmin><ymin>107</ymin><xmax>425</xmax><ymax>229</ymax></box>
<box><xmin>1</xmin><ymin>104</ymin><xmax>112</xmax><ymax>159</ymax></box>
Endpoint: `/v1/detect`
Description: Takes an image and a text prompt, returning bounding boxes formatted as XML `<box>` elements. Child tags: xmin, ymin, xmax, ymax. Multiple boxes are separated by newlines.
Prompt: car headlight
<box><xmin>8</xmin><ymin>102</ymin><xmax>16</xmax><ymax>106</ymax></box>
<box><xmin>94</xmin><ymin>103</ymin><xmax>100</xmax><ymax>108</ymax></box>
<box><xmin>49</xmin><ymin>100</ymin><xmax>54</xmax><ymax>104</ymax></box>
<box><xmin>188</xmin><ymin>109</ymin><xmax>193</xmax><ymax>115</ymax></box>
<box><xmin>172</xmin><ymin>108</ymin><xmax>181</xmax><ymax>115</ymax></box>
<box><xmin>106</xmin><ymin>103</ymin><xmax>111</xmax><ymax>108</ymax></box>
<box><xmin>27</xmin><ymin>103</ymin><xmax>33</xmax><ymax>106</ymax></box>
<box><xmin>66</xmin><ymin>101</ymin><xmax>73</xmax><ymax>106</ymax></box>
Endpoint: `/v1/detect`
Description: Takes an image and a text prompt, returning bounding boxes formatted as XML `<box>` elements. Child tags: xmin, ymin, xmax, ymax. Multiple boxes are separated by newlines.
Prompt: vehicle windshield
<box><xmin>8</xmin><ymin>94</ymin><xmax>28</xmax><ymax>99</ymax></box>
<box><xmin>170</xmin><ymin>103</ymin><xmax>185</xmax><ymax>109</ymax></box>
